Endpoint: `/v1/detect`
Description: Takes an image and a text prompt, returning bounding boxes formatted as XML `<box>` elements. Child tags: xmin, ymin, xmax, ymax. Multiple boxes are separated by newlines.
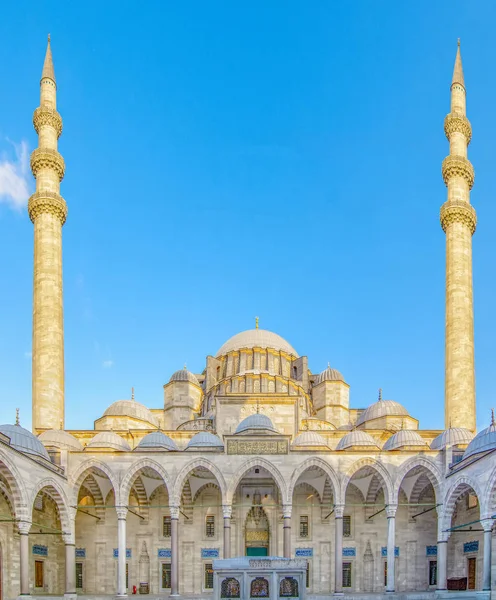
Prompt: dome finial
<box><xmin>327</xmin><ymin>361</ymin><xmax>330</xmax><ymax>368</ymax></box>
<box><xmin>15</xmin><ymin>408</ymin><xmax>20</xmax><ymax>426</ymax></box>
<box><xmin>491</xmin><ymin>408</ymin><xmax>495</xmax><ymax>427</ymax></box>
<box><xmin>255</xmin><ymin>316</ymin><xmax>259</xmax><ymax>330</ymax></box>
<box><xmin>183</xmin><ymin>363</ymin><xmax>187</xmax><ymax>370</ymax></box>
<box><xmin>131</xmin><ymin>387</ymin><xmax>135</xmax><ymax>401</ymax></box>
<box><xmin>378</xmin><ymin>388</ymin><xmax>383</xmax><ymax>402</ymax></box>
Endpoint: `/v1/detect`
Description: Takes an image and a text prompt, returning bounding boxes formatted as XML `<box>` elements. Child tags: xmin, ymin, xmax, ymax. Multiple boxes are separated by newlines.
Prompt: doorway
<box><xmin>467</xmin><ymin>557</ymin><xmax>476</xmax><ymax>590</ymax></box>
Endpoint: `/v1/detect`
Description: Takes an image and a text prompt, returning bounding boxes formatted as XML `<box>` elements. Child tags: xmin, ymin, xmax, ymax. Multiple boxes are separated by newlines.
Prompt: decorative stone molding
<box><xmin>33</xmin><ymin>107</ymin><xmax>63</xmax><ymax>138</ymax></box>
<box><xmin>222</xmin><ymin>505</ymin><xmax>232</xmax><ymax>519</ymax></box>
<box><xmin>282</xmin><ymin>504</ymin><xmax>292</xmax><ymax>519</ymax></box>
<box><xmin>28</xmin><ymin>191</ymin><xmax>68</xmax><ymax>225</ymax></box>
<box><xmin>441</xmin><ymin>155</ymin><xmax>474</xmax><ymax>189</ymax></box>
<box><xmin>30</xmin><ymin>147</ymin><xmax>65</xmax><ymax>181</ymax></box>
<box><xmin>169</xmin><ymin>505</ymin><xmax>180</xmax><ymax>520</ymax></box>
<box><xmin>18</xmin><ymin>520</ymin><xmax>32</xmax><ymax>535</ymax></box>
<box><xmin>440</xmin><ymin>200</ymin><xmax>477</xmax><ymax>234</ymax></box>
<box><xmin>385</xmin><ymin>504</ymin><xmax>398</xmax><ymax>518</ymax></box>
<box><xmin>116</xmin><ymin>507</ymin><xmax>128</xmax><ymax>520</ymax></box>
<box><xmin>334</xmin><ymin>504</ymin><xmax>345</xmax><ymax>519</ymax></box>
<box><xmin>481</xmin><ymin>517</ymin><xmax>494</xmax><ymax>532</ymax></box>
<box><xmin>444</xmin><ymin>112</ymin><xmax>472</xmax><ymax>145</ymax></box>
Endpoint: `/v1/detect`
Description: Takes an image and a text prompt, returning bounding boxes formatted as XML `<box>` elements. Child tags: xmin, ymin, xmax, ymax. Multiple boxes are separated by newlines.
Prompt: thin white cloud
<box><xmin>102</xmin><ymin>359</ymin><xmax>114</xmax><ymax>369</ymax></box>
<box><xmin>0</xmin><ymin>140</ymin><xmax>31</xmax><ymax>210</ymax></box>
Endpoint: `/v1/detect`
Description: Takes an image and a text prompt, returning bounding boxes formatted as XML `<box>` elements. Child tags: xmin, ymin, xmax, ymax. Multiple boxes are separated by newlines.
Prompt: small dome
<box><xmin>463</xmin><ymin>415</ymin><xmax>496</xmax><ymax>460</ymax></box>
<box><xmin>169</xmin><ymin>368</ymin><xmax>200</xmax><ymax>386</ymax></box>
<box><xmin>216</xmin><ymin>329</ymin><xmax>298</xmax><ymax>357</ymax></box>
<box><xmin>136</xmin><ymin>432</ymin><xmax>178</xmax><ymax>451</ymax></box>
<box><xmin>39</xmin><ymin>429</ymin><xmax>83</xmax><ymax>452</ymax></box>
<box><xmin>86</xmin><ymin>432</ymin><xmax>131</xmax><ymax>452</ymax></box>
<box><xmin>356</xmin><ymin>393</ymin><xmax>409</xmax><ymax>427</ymax></box>
<box><xmin>0</xmin><ymin>424</ymin><xmax>50</xmax><ymax>460</ymax></box>
<box><xmin>186</xmin><ymin>432</ymin><xmax>224</xmax><ymax>450</ymax></box>
<box><xmin>103</xmin><ymin>400</ymin><xmax>159</xmax><ymax>427</ymax></box>
<box><xmin>431</xmin><ymin>428</ymin><xmax>475</xmax><ymax>450</ymax></box>
<box><xmin>383</xmin><ymin>430</ymin><xmax>428</xmax><ymax>451</ymax></box>
<box><xmin>292</xmin><ymin>431</ymin><xmax>330</xmax><ymax>449</ymax></box>
<box><xmin>336</xmin><ymin>430</ymin><xmax>380</xmax><ymax>451</ymax></box>
<box><xmin>235</xmin><ymin>413</ymin><xmax>278</xmax><ymax>435</ymax></box>
<box><xmin>315</xmin><ymin>365</ymin><xmax>345</xmax><ymax>384</ymax></box>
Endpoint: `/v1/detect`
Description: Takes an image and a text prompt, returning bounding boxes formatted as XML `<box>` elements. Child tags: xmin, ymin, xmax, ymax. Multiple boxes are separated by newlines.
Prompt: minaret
<box><xmin>29</xmin><ymin>35</ymin><xmax>67</xmax><ymax>433</ymax></box>
<box><xmin>441</xmin><ymin>40</ymin><xmax>477</xmax><ymax>432</ymax></box>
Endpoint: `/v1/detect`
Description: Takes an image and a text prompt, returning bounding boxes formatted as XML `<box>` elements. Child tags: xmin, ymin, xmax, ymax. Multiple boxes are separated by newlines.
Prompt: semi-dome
<box><xmin>103</xmin><ymin>400</ymin><xmax>159</xmax><ymax>427</ymax></box>
<box><xmin>186</xmin><ymin>431</ymin><xmax>224</xmax><ymax>450</ymax></box>
<box><xmin>0</xmin><ymin>424</ymin><xmax>50</xmax><ymax>460</ymax></box>
<box><xmin>135</xmin><ymin>432</ymin><xmax>178</xmax><ymax>451</ymax></box>
<box><xmin>383</xmin><ymin>430</ymin><xmax>428</xmax><ymax>451</ymax></box>
<box><xmin>431</xmin><ymin>427</ymin><xmax>475</xmax><ymax>450</ymax></box>
<box><xmin>38</xmin><ymin>429</ymin><xmax>83</xmax><ymax>452</ymax></box>
<box><xmin>463</xmin><ymin>414</ymin><xmax>496</xmax><ymax>460</ymax></box>
<box><xmin>315</xmin><ymin>365</ymin><xmax>345</xmax><ymax>384</ymax></box>
<box><xmin>216</xmin><ymin>328</ymin><xmax>298</xmax><ymax>358</ymax></box>
<box><xmin>336</xmin><ymin>430</ymin><xmax>380</xmax><ymax>451</ymax></box>
<box><xmin>235</xmin><ymin>413</ymin><xmax>278</xmax><ymax>435</ymax></box>
<box><xmin>292</xmin><ymin>431</ymin><xmax>330</xmax><ymax>449</ymax></box>
<box><xmin>86</xmin><ymin>432</ymin><xmax>131</xmax><ymax>452</ymax></box>
<box><xmin>169</xmin><ymin>368</ymin><xmax>200</xmax><ymax>386</ymax></box>
<box><xmin>356</xmin><ymin>392</ymin><xmax>409</xmax><ymax>427</ymax></box>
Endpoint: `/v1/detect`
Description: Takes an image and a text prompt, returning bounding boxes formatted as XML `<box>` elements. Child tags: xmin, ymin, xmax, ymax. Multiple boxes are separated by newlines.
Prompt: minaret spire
<box><xmin>441</xmin><ymin>40</ymin><xmax>476</xmax><ymax>432</ymax></box>
<box><xmin>29</xmin><ymin>36</ymin><xmax>67</xmax><ymax>433</ymax></box>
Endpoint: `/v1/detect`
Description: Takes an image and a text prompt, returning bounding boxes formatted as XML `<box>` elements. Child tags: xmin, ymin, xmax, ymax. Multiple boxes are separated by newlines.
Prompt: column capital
<box><xmin>385</xmin><ymin>504</ymin><xmax>397</xmax><ymax>518</ymax></box>
<box><xmin>481</xmin><ymin>517</ymin><xmax>494</xmax><ymax>533</ymax></box>
<box><xmin>62</xmin><ymin>533</ymin><xmax>75</xmax><ymax>545</ymax></box>
<box><xmin>169</xmin><ymin>504</ymin><xmax>180</xmax><ymax>520</ymax></box>
<box><xmin>222</xmin><ymin>505</ymin><xmax>232</xmax><ymax>519</ymax></box>
<box><xmin>282</xmin><ymin>504</ymin><xmax>292</xmax><ymax>519</ymax></box>
<box><xmin>334</xmin><ymin>504</ymin><xmax>345</xmax><ymax>518</ymax></box>
<box><xmin>18</xmin><ymin>520</ymin><xmax>32</xmax><ymax>535</ymax></box>
<box><xmin>116</xmin><ymin>506</ymin><xmax>128</xmax><ymax>520</ymax></box>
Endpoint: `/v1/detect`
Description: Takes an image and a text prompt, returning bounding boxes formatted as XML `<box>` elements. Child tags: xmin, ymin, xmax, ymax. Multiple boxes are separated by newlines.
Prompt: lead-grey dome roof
<box><xmin>235</xmin><ymin>413</ymin><xmax>278</xmax><ymax>435</ymax></box>
<box><xmin>169</xmin><ymin>368</ymin><xmax>200</xmax><ymax>386</ymax></box>
<box><xmin>103</xmin><ymin>400</ymin><xmax>159</xmax><ymax>427</ymax></box>
<box><xmin>38</xmin><ymin>429</ymin><xmax>84</xmax><ymax>452</ymax></box>
<box><xmin>315</xmin><ymin>365</ymin><xmax>345</xmax><ymax>384</ymax></box>
<box><xmin>86</xmin><ymin>432</ymin><xmax>131</xmax><ymax>451</ymax></box>
<box><xmin>0</xmin><ymin>424</ymin><xmax>50</xmax><ymax>460</ymax></box>
<box><xmin>216</xmin><ymin>329</ymin><xmax>298</xmax><ymax>357</ymax></box>
<box><xmin>186</xmin><ymin>431</ymin><xmax>224</xmax><ymax>449</ymax></box>
<box><xmin>135</xmin><ymin>432</ymin><xmax>178</xmax><ymax>451</ymax></box>
<box><xmin>383</xmin><ymin>430</ymin><xmax>428</xmax><ymax>451</ymax></box>
<box><xmin>463</xmin><ymin>416</ymin><xmax>496</xmax><ymax>460</ymax></box>
<box><xmin>356</xmin><ymin>398</ymin><xmax>409</xmax><ymax>427</ymax></box>
<box><xmin>292</xmin><ymin>431</ymin><xmax>330</xmax><ymax>449</ymax></box>
<box><xmin>336</xmin><ymin>430</ymin><xmax>379</xmax><ymax>451</ymax></box>
<box><xmin>430</xmin><ymin>427</ymin><xmax>474</xmax><ymax>450</ymax></box>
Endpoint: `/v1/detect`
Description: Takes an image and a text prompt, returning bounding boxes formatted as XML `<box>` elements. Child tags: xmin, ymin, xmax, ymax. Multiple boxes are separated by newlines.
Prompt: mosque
<box><xmin>0</xmin><ymin>36</ymin><xmax>495</xmax><ymax>600</ymax></box>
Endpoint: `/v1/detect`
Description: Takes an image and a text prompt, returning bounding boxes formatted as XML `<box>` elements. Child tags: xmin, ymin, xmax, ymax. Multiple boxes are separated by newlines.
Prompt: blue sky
<box><xmin>0</xmin><ymin>1</ymin><xmax>495</xmax><ymax>431</ymax></box>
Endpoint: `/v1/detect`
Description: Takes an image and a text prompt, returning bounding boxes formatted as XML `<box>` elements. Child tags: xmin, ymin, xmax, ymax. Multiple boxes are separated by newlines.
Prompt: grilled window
<box><xmin>343</xmin><ymin>562</ymin><xmax>352</xmax><ymax>588</ymax></box>
<box><xmin>205</xmin><ymin>563</ymin><xmax>214</xmax><ymax>589</ymax></box>
<box><xmin>162</xmin><ymin>563</ymin><xmax>171</xmax><ymax>589</ymax></box>
<box><xmin>206</xmin><ymin>515</ymin><xmax>215</xmax><ymax>537</ymax></box>
<box><xmin>429</xmin><ymin>561</ymin><xmax>437</xmax><ymax>586</ymax></box>
<box><xmin>163</xmin><ymin>516</ymin><xmax>171</xmax><ymax>538</ymax></box>
<box><xmin>343</xmin><ymin>515</ymin><xmax>351</xmax><ymax>538</ymax></box>
<box><xmin>299</xmin><ymin>516</ymin><xmax>309</xmax><ymax>538</ymax></box>
<box><xmin>76</xmin><ymin>563</ymin><xmax>83</xmax><ymax>589</ymax></box>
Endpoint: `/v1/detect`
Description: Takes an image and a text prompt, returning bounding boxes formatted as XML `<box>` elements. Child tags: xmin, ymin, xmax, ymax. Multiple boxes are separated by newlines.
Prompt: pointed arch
<box><xmin>226</xmin><ymin>458</ymin><xmax>286</xmax><ymax>505</ymax></box>
<box><xmin>442</xmin><ymin>475</ymin><xmax>484</xmax><ymax>531</ymax></box>
<box><xmin>29</xmin><ymin>477</ymin><xmax>71</xmax><ymax>533</ymax></box>
<box><xmin>120</xmin><ymin>458</ymin><xmax>171</xmax><ymax>506</ymax></box>
<box><xmin>341</xmin><ymin>457</ymin><xmax>394</xmax><ymax>505</ymax></box>
<box><xmin>288</xmin><ymin>457</ymin><xmax>339</xmax><ymax>505</ymax></box>
<box><xmin>78</xmin><ymin>474</ymin><xmax>106</xmax><ymax>520</ymax></box>
<box><xmin>392</xmin><ymin>456</ymin><xmax>442</xmax><ymax>503</ymax></box>
<box><xmin>193</xmin><ymin>482</ymin><xmax>221</xmax><ymax>504</ymax></box>
<box><xmin>70</xmin><ymin>459</ymin><xmax>119</xmax><ymax>505</ymax></box>
<box><xmin>172</xmin><ymin>458</ymin><xmax>228</xmax><ymax>506</ymax></box>
<box><xmin>484</xmin><ymin>464</ymin><xmax>496</xmax><ymax>517</ymax></box>
<box><xmin>0</xmin><ymin>448</ymin><xmax>29</xmax><ymax>520</ymax></box>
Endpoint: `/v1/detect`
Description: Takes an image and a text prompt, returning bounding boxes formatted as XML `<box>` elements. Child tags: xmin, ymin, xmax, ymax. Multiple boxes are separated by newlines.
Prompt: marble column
<box><xmin>170</xmin><ymin>505</ymin><xmax>180</xmax><ymax>597</ymax></box>
<box><xmin>18</xmin><ymin>521</ymin><xmax>31</xmax><ymax>596</ymax></box>
<box><xmin>482</xmin><ymin>519</ymin><xmax>493</xmax><ymax>592</ymax></box>
<box><xmin>222</xmin><ymin>505</ymin><xmax>232</xmax><ymax>559</ymax></box>
<box><xmin>436</xmin><ymin>510</ymin><xmax>448</xmax><ymax>591</ymax></box>
<box><xmin>64</xmin><ymin>511</ymin><xmax>77</xmax><ymax>599</ymax></box>
<box><xmin>386</xmin><ymin>505</ymin><xmax>397</xmax><ymax>593</ymax></box>
<box><xmin>283</xmin><ymin>505</ymin><xmax>292</xmax><ymax>559</ymax></box>
<box><xmin>116</xmin><ymin>507</ymin><xmax>128</xmax><ymax>597</ymax></box>
<box><xmin>334</xmin><ymin>505</ymin><xmax>344</xmax><ymax>596</ymax></box>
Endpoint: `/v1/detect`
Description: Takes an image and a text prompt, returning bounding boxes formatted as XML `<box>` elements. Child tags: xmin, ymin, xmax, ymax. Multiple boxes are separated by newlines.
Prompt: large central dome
<box><xmin>216</xmin><ymin>328</ymin><xmax>298</xmax><ymax>357</ymax></box>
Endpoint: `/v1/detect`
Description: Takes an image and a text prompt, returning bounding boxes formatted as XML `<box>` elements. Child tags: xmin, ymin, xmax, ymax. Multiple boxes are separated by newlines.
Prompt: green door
<box><xmin>246</xmin><ymin>547</ymin><xmax>268</xmax><ymax>557</ymax></box>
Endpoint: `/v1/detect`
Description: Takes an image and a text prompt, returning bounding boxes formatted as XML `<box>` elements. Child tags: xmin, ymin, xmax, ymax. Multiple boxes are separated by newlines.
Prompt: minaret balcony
<box><xmin>444</xmin><ymin>112</ymin><xmax>472</xmax><ymax>144</ymax></box>
<box><xmin>441</xmin><ymin>155</ymin><xmax>474</xmax><ymax>189</ymax></box>
<box><xmin>33</xmin><ymin>106</ymin><xmax>63</xmax><ymax>138</ymax></box>
<box><xmin>30</xmin><ymin>147</ymin><xmax>65</xmax><ymax>181</ymax></box>
<box><xmin>440</xmin><ymin>199</ymin><xmax>477</xmax><ymax>234</ymax></box>
<box><xmin>28</xmin><ymin>190</ymin><xmax>67</xmax><ymax>225</ymax></box>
